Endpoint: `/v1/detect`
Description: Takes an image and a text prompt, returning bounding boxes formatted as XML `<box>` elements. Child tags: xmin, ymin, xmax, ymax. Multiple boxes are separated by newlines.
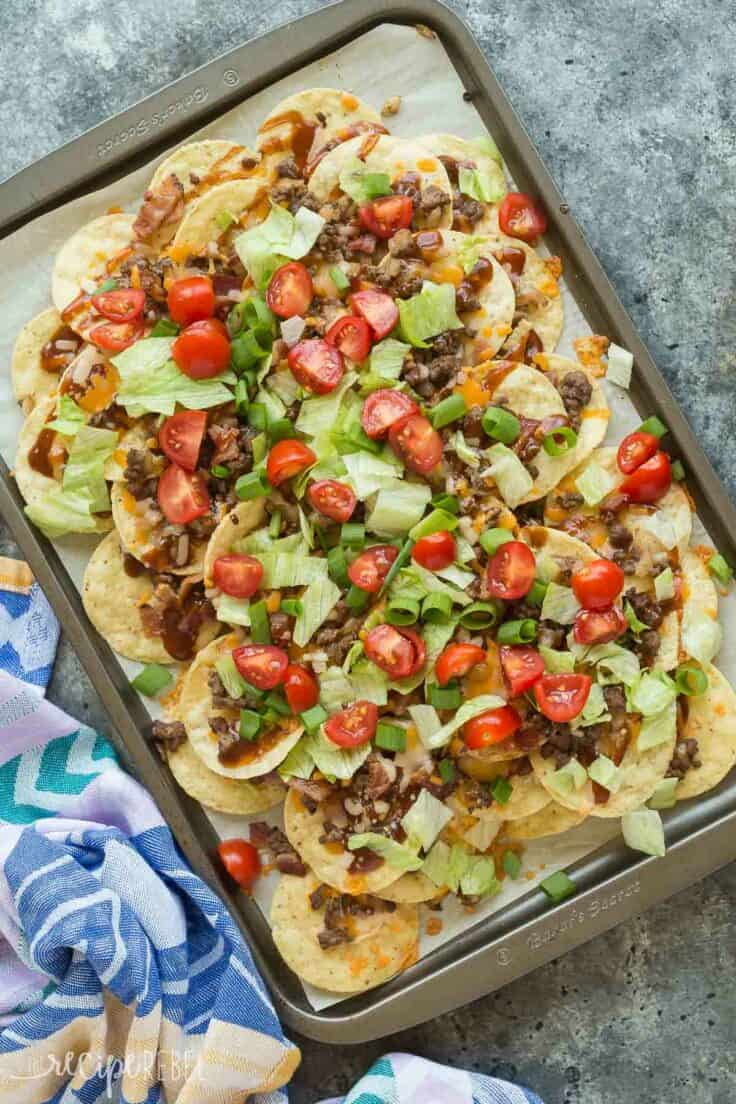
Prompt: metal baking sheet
<box><xmin>1</xmin><ymin>0</ymin><xmax>735</xmax><ymax>1042</ymax></box>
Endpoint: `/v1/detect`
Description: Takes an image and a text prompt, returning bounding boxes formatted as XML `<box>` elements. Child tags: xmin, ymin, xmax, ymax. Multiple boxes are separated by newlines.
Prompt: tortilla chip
<box><xmin>457</xmin><ymin>770</ymin><xmax>551</xmax><ymax>822</ymax></box>
<box><xmin>51</xmin><ymin>213</ymin><xmax>136</xmax><ymax>318</ymax></box>
<box><xmin>271</xmin><ymin>871</ymin><xmax>419</xmax><ymax>993</ymax></box>
<box><xmin>501</xmin><ymin>802</ymin><xmax>587</xmax><ymax>841</ymax></box>
<box><xmin>418</xmin><ymin>133</ymin><xmax>507</xmax><ymax>223</ymax></box>
<box><xmin>169</xmin><ymin>178</ymin><xmax>269</xmax><ymax>257</ymax></box>
<box><xmin>377</xmin><ymin>871</ymin><xmax>442</xmax><ymax>904</ymax></box>
<box><xmin>676</xmin><ymin>663</ymin><xmax>736</xmax><ymax>799</ymax></box>
<box><xmin>167</xmin><ymin>738</ymin><xmax>284</xmax><ymax>814</ymax></box>
<box><xmin>257</xmin><ymin>87</ymin><xmax>383</xmax><ymax>167</ymax></box>
<box><xmin>529</xmin><ymin>749</ymin><xmax>595</xmax><ymax>814</ymax></box>
<box><xmin>478</xmin><ymin>234</ymin><xmax>564</xmax><ymax>351</ymax></box>
<box><xmin>203</xmin><ymin>498</ymin><xmax>267</xmax><ymax>587</ymax></box>
<box><xmin>150</xmin><ymin>139</ymin><xmax>261</xmax><ymax>200</ymax></box>
<box><xmin>110</xmin><ymin>481</ymin><xmax>208</xmax><ymax>576</ymax></box>
<box><xmin>588</xmin><ymin>722</ymin><xmax>676</xmax><ymax>818</ymax></box>
<box><xmin>11</xmin><ymin>307</ymin><xmax>64</xmax><ymax>411</ymax></box>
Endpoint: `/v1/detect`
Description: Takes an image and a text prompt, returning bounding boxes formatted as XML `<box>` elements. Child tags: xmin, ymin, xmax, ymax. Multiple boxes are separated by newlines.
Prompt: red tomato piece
<box><xmin>498</xmin><ymin>192</ymin><xmax>548</xmax><ymax>243</ymax></box>
<box><xmin>464</xmin><ymin>705</ymin><xmax>521</xmax><ymax>749</ymax></box>
<box><xmin>156</xmin><ymin>464</ymin><xmax>210</xmax><ymax>525</ymax></box>
<box><xmin>232</xmin><ymin>644</ymin><xmax>289</xmax><ymax>690</ymax></box>
<box><xmin>324</xmin><ymin>700</ymin><xmax>378</xmax><ymax>747</ymax></box>
<box><xmin>573</xmin><ymin>606</ymin><xmax>627</xmax><ymax>645</ymax></box>
<box><xmin>571</xmin><ymin>559</ymin><xmax>625</xmax><ymax>610</ymax></box>
<box><xmin>350</xmin><ymin>289</ymin><xmax>399</xmax><ymax>340</ymax></box>
<box><xmin>358</xmin><ymin>195</ymin><xmax>414</xmax><ymax>239</ymax></box>
<box><xmin>283</xmin><ymin>664</ymin><xmax>320</xmax><ymax>713</ymax></box>
<box><xmin>89</xmin><ymin>321</ymin><xmax>142</xmax><ymax>352</ymax></box>
<box><xmin>361</xmin><ymin>389</ymin><xmax>419</xmax><ymax>440</ymax></box>
<box><xmin>307</xmin><ymin>479</ymin><xmax>356</xmax><ymax>522</ymax></box>
<box><xmin>212</xmin><ymin>554</ymin><xmax>263</xmax><ymax>599</ymax></box>
<box><xmin>534</xmin><ymin>674</ymin><xmax>592</xmax><ymax>723</ymax></box>
<box><xmin>91</xmin><ymin>288</ymin><xmax>145</xmax><ymax>323</ymax></box>
<box><xmin>412</xmin><ymin>530</ymin><xmax>456</xmax><ymax>572</ymax></box>
<box><xmin>166</xmin><ymin>276</ymin><xmax>215</xmax><ymax>327</ymax></box>
<box><xmin>287</xmin><ymin>338</ymin><xmax>344</xmax><ymax>394</ymax></box>
<box><xmin>617</xmin><ymin>431</ymin><xmax>660</xmax><ymax>475</ymax></box>
<box><xmin>158</xmin><ymin>410</ymin><xmax>207</xmax><ymax>472</ymax></box>
<box><xmin>266</xmin><ymin>439</ymin><xmax>316</xmax><ymax>486</ymax></box>
<box><xmin>486</xmin><ymin>541</ymin><xmax>536</xmax><ymax>600</ymax></box>
<box><xmin>172</xmin><ymin>319</ymin><xmax>231</xmax><ymax>379</ymax></box>
<box><xmin>325</xmin><ymin>315</ymin><xmax>372</xmax><ymax>361</ymax></box>
<box><xmin>347</xmin><ymin>544</ymin><xmax>399</xmax><ymax>593</ymax></box>
<box><xmin>499</xmin><ymin>645</ymin><xmax>545</xmax><ymax>697</ymax></box>
<box><xmin>364</xmin><ymin>624</ymin><xmax>425</xmax><ymax>679</ymax></box>
<box><xmin>618</xmin><ymin>451</ymin><xmax>672</xmax><ymax>504</ymax></box>
<box><xmin>266</xmin><ymin>262</ymin><xmax>313</xmax><ymax>319</ymax></box>
<box><xmin>218</xmin><ymin>839</ymin><xmax>261</xmax><ymax>890</ymax></box>
<box><xmin>435</xmin><ymin>642</ymin><xmax>486</xmax><ymax>687</ymax></box>
<box><xmin>388</xmin><ymin>414</ymin><xmax>443</xmax><ymax>474</ymax></box>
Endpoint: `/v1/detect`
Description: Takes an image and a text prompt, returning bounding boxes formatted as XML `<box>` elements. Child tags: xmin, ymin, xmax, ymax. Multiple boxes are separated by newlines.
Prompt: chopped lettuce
<box><xmin>293</xmin><ymin>576</ymin><xmax>342</xmax><ymax>646</ymax></box>
<box><xmin>343</xmin><ymin>450</ymin><xmax>403</xmax><ymax>497</ymax></box>
<box><xmin>25</xmin><ymin>490</ymin><xmax>98</xmax><ymax>538</ymax></box>
<box><xmin>298</xmin><ymin>505</ymin><xmax>314</xmax><ymax>550</ymax></box>
<box><xmin>579</xmin><ymin>641</ymin><xmax>641</xmax><ymax>687</ymax></box>
<box><xmin>397</xmin><ymin>281</ymin><xmax>463</xmax><ymax>348</ymax></box>
<box><xmin>296</xmin><ymin>371</ymin><xmax>357</xmax><ymax>437</ymax></box>
<box><xmin>234</xmin><ymin>528</ymin><xmax>304</xmax><ymax>556</ymax></box>
<box><xmin>621</xmin><ymin>808</ymin><xmax>666</xmax><ymax>858</ymax></box>
<box><xmin>547</xmin><ymin>758</ymin><xmax>588</xmax><ymax>797</ymax></box>
<box><xmin>255</xmin><ymin>385</ymin><xmax>286</xmax><ymax>422</ymax></box>
<box><xmin>369</xmin><ymin>338</ymin><xmax>410</xmax><ymax>379</ymax></box>
<box><xmin>421</xmin><ymin>840</ymin><xmax>452</xmax><ymax>887</ymax></box>
<box><xmin>265</xmin><ymin>369</ymin><xmax>301</xmax><ymax>406</ymax></box>
<box><xmin>424</xmin><ymin>842</ymin><xmax>496</xmax><ymax>895</ymax></box>
<box><xmin>577</xmin><ymin>682</ymin><xmax>610</xmax><ymax>727</ymax></box>
<box><xmin>407</xmin><ymin>703</ymin><xmax>442</xmax><ymax>748</ymax></box>
<box><xmin>277</xmin><ymin>739</ymin><xmax>315</xmax><ymax>781</ymax></box>
<box><xmin>366</xmin><ymin>480</ymin><xmax>432</xmax><ymax>535</ymax></box>
<box><xmin>459</xmin><ymin>817</ymin><xmax>500</xmax><ymax>852</ymax></box>
<box><xmin>234</xmin><ymin>203</ymin><xmax>325</xmax><ymax>289</ymax></box>
<box><xmin>574</xmin><ymin>461</ymin><xmax>616</xmax><ymax>507</ymax></box>
<box><xmin>638</xmin><ymin>512</ymin><xmax>684</xmax><ymax>552</ymax></box>
<box><xmin>455</xmin><ymin>235</ymin><xmax>486</xmax><ymax>275</ymax></box>
<box><xmin>62</xmin><ymin>425</ymin><xmax>117</xmax><ymax>513</ymax></box>
<box><xmin>654</xmin><ymin>567</ymin><xmax>675</xmax><ymax>602</ymax></box>
<box><xmin>400</xmin><ymin>790</ymin><xmax>453</xmax><ymax>852</ymax></box>
<box><xmin>470</xmin><ymin>135</ymin><xmax>503</xmax><ymax>165</ymax></box>
<box><xmin>47</xmin><ymin>395</ymin><xmax>85</xmax><ymax>436</ymax></box>
<box><xmin>587</xmin><ymin>754</ymin><xmax>623</xmax><ymax>793</ymax></box>
<box><xmin>460</xmin><ymin>856</ymin><xmax>500</xmax><ymax>898</ymax></box>
<box><xmin>681</xmin><ymin>609</ymin><xmax>722</xmax><ymax>665</ymax></box>
<box><xmin>388</xmin><ymin>619</ymin><xmax>456</xmax><ymax>695</ymax></box>
<box><xmin>347</xmin><ymin>832</ymin><xmax>423</xmax><ymax>872</ymax></box>
<box><xmin>482</xmin><ymin>443</ymin><xmax>534</xmax><ymax>507</ymax></box>
<box><xmin>319</xmin><ymin>664</ymin><xmax>388</xmax><ymax>708</ymax></box>
<box><xmin>435</xmin><ymin>563</ymin><xmax>476</xmax><ymax>590</ymax></box>
<box><xmin>450</xmin><ymin>429</ymin><xmax>481</xmax><ymax>468</ymax></box>
<box><xmin>400</xmin><ymin>563</ymin><xmax>472</xmax><ymax>607</ymax></box>
<box><xmin>423</xmin><ymin>693</ymin><xmax>505</xmax><ymax>750</ymax></box>
<box><xmin>638</xmin><ymin>700</ymin><xmax>676</xmax><ymax>750</ymax></box>
<box><xmin>605</xmin><ymin>343</ymin><xmax>633</xmax><ymax>388</ymax></box>
<box><xmin>113</xmin><ymin>338</ymin><xmax>234</xmax><ymax>415</ymax></box>
<box><xmin>628</xmin><ymin>671</ymin><xmax>676</xmax><ymax>717</ymax></box>
<box><xmin>539</xmin><ymin>645</ymin><xmax>576</xmax><ymax>673</ymax></box>
<box><xmin>307</xmin><ymin>729</ymin><xmax>371</xmax><ymax>780</ymax></box>
<box><xmin>338</xmin><ymin>157</ymin><xmax>392</xmax><ymax>204</ymax></box>
<box><xmin>458</xmin><ymin>163</ymin><xmax>506</xmax><ymax>203</ymax></box>
<box><xmin>257</xmin><ymin>551</ymin><xmax>328</xmax><ymax>588</ymax></box>
<box><xmin>648</xmin><ymin>777</ymin><xmax>679</xmax><ymax>810</ymax></box>
<box><xmin>541</xmin><ymin>581</ymin><xmax>580</xmax><ymax>626</ymax></box>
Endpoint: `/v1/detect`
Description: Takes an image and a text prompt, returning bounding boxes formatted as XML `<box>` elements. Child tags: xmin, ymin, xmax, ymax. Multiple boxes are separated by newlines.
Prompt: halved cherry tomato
<box><xmin>307</xmin><ymin>479</ymin><xmax>356</xmax><ymax>522</ymax></box>
<box><xmin>218</xmin><ymin>839</ymin><xmax>261</xmax><ymax>890</ymax></box>
<box><xmin>173</xmin><ymin>318</ymin><xmax>231</xmax><ymax>379</ymax></box>
<box><xmin>266</xmin><ymin>262</ymin><xmax>313</xmax><ymax>319</ymax></box>
<box><xmin>213</xmin><ymin>554</ymin><xmax>263</xmax><ymax>598</ymax></box>
<box><xmin>435</xmin><ymin>642</ymin><xmax>486</xmax><ymax>687</ymax></box>
<box><xmin>350</xmin><ymin>289</ymin><xmax>399</xmax><ymax>340</ymax></box>
<box><xmin>617</xmin><ymin>431</ymin><xmax>660</xmax><ymax>475</ymax></box>
<box><xmin>499</xmin><ymin>645</ymin><xmax>545</xmax><ymax>697</ymax></box>
<box><xmin>619</xmin><ymin>451</ymin><xmax>672</xmax><ymax>504</ymax></box>
<box><xmin>571</xmin><ymin>559</ymin><xmax>625</xmax><ymax>611</ymax></box>
<box><xmin>91</xmin><ymin>287</ymin><xmax>145</xmax><ymax>322</ymax></box>
<box><xmin>266</xmin><ymin>439</ymin><xmax>316</xmax><ymax>486</ymax></box>
<box><xmin>167</xmin><ymin>276</ymin><xmax>215</xmax><ymax>327</ymax></box>
<box><xmin>362</xmin><ymin>389</ymin><xmax>419</xmax><ymax>440</ymax></box>
<box><xmin>498</xmin><ymin>192</ymin><xmax>548</xmax><ymax>243</ymax></box>
<box><xmin>486</xmin><ymin>541</ymin><xmax>536</xmax><ymax>600</ymax></box>
<box><xmin>89</xmin><ymin>321</ymin><xmax>143</xmax><ymax>352</ymax></box>
<box><xmin>325</xmin><ymin>315</ymin><xmax>372</xmax><ymax>361</ymax></box>
<box><xmin>232</xmin><ymin>644</ymin><xmax>289</xmax><ymax>690</ymax></box>
<box><xmin>412</xmin><ymin>530</ymin><xmax>456</xmax><ymax>572</ymax></box>
<box><xmin>283</xmin><ymin>664</ymin><xmax>320</xmax><ymax>713</ymax></box>
<box><xmin>324</xmin><ymin>700</ymin><xmax>378</xmax><ymax>747</ymax></box>
<box><xmin>288</xmin><ymin>338</ymin><xmax>344</xmax><ymax>394</ymax></box>
<box><xmin>157</xmin><ymin>464</ymin><xmax>210</xmax><ymax>525</ymax></box>
<box><xmin>347</xmin><ymin>544</ymin><xmax>398</xmax><ymax>593</ymax></box>
<box><xmin>158</xmin><ymin>410</ymin><xmax>207</xmax><ymax>472</ymax></box>
<box><xmin>388</xmin><ymin>414</ymin><xmax>443</xmax><ymax>474</ymax></box>
<box><xmin>364</xmin><ymin>624</ymin><xmax>425</xmax><ymax>679</ymax></box>
<box><xmin>358</xmin><ymin>195</ymin><xmax>414</xmax><ymax>239</ymax></box>
<box><xmin>573</xmin><ymin>606</ymin><xmax>627</xmax><ymax>645</ymax></box>
<box><xmin>534</xmin><ymin>673</ymin><xmax>592</xmax><ymax>723</ymax></box>
<box><xmin>464</xmin><ymin>705</ymin><xmax>521</xmax><ymax>749</ymax></box>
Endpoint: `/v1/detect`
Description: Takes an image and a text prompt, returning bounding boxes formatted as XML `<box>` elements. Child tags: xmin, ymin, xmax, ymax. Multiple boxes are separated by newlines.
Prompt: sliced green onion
<box><xmin>329</xmin><ymin>265</ymin><xmax>350</xmax><ymax>292</ymax></box>
<box><xmin>502</xmin><ymin>850</ymin><xmax>522</xmax><ymax>879</ymax></box>
<box><xmin>479</xmin><ymin>527</ymin><xmax>515</xmax><ymax>556</ymax></box>
<box><xmin>430</xmin><ymin>393</ymin><xmax>467</xmax><ymax>430</ymax></box>
<box><xmin>234</xmin><ymin>378</ymin><xmax>250</xmax><ymax>415</ymax></box>
<box><xmin>421</xmin><ymin>592</ymin><xmax>453</xmax><ymax>623</ymax></box>
<box><xmin>150</xmin><ymin>318</ymin><xmax>179</xmax><ymax>338</ymax></box>
<box><xmin>268</xmin><ymin>510</ymin><xmax>282</xmax><ymax>538</ymax></box>
<box><xmin>239</xmin><ymin>709</ymin><xmax>262</xmax><ymax>741</ymax></box>
<box><xmin>95</xmin><ymin>278</ymin><xmax>117</xmax><ymax>293</ymax></box>
<box><xmin>438</xmin><ymin>758</ymin><xmax>456</xmax><ymax>783</ymax></box>
<box><xmin>540</xmin><ymin>870</ymin><xmax>576</xmax><ymax>904</ymax></box>
<box><xmin>379</xmin><ymin>537</ymin><xmax>414</xmax><ymax>596</ymax></box>
<box><xmin>131</xmin><ymin>664</ymin><xmax>172</xmax><ymax>697</ymax></box>
<box><xmin>235</xmin><ymin>470</ymin><xmax>271</xmax><ymax>501</ymax></box>
<box><xmin>527</xmin><ymin>579</ymin><xmax>549</xmax><ymax>606</ymax></box>
<box><xmin>428</xmin><ymin>682</ymin><xmax>462</xmax><ymax>710</ymax></box>
<box><xmin>251</xmin><ymin>433</ymin><xmax>267</xmax><ymax>465</ymax></box>
<box><xmin>268</xmin><ymin>419</ymin><xmax>294</xmax><ymax>444</ymax></box>
<box><xmin>280</xmin><ymin>597</ymin><xmax>303</xmax><ymax>618</ymax></box>
<box><xmin>409</xmin><ymin>508</ymin><xmax>459</xmax><ymax>541</ymax></box>
<box><xmin>708</xmin><ymin>553</ymin><xmax>733</xmax><ymax>586</ymax></box>
<box><xmin>249</xmin><ymin>599</ymin><xmax>271</xmax><ymax>644</ymax></box>
<box><xmin>345</xmin><ymin>584</ymin><xmax>370</xmax><ymax>612</ymax></box>
<box><xmin>341</xmin><ymin>522</ymin><xmax>365</xmax><ymax>548</ymax></box>
<box><xmin>211</xmin><ymin>464</ymin><xmax>231</xmax><ymax>479</ymax></box>
<box><xmin>301</xmin><ymin>704</ymin><xmax>328</xmax><ymax>734</ymax></box>
<box><xmin>327</xmin><ymin>545</ymin><xmax>350</xmax><ymax>588</ymax></box>
<box><xmin>231</xmin><ymin>329</ymin><xmax>271</xmax><ymax>372</ymax></box>
<box><xmin>637</xmin><ymin>415</ymin><xmax>667</xmax><ymax>438</ymax></box>
<box><xmin>215</xmin><ymin>209</ymin><xmax>235</xmax><ymax>231</ymax></box>
<box><xmin>431</xmin><ymin>492</ymin><xmax>460</xmax><ymax>515</ymax></box>
<box><xmin>375</xmin><ymin>721</ymin><xmax>407</xmax><ymax>752</ymax></box>
<box><xmin>243</xmin><ymin>295</ymin><xmax>275</xmax><ymax>332</ymax></box>
<box><xmin>458</xmin><ymin>600</ymin><xmax>502</xmax><ymax>630</ymax></box>
<box><xmin>671</xmin><ymin>459</ymin><xmax>685</xmax><ymax>481</ymax></box>
<box><xmin>482</xmin><ymin>406</ymin><xmax>520</xmax><ymax>444</ymax></box>
<box><xmin>674</xmin><ymin>662</ymin><xmax>708</xmax><ymax>696</ymax></box>
<box><xmin>624</xmin><ymin>600</ymin><xmax>648</xmax><ymax>635</ymax></box>
<box><xmin>246</xmin><ymin>403</ymin><xmax>268</xmax><ymax>432</ymax></box>
<box><xmin>490</xmin><ymin>776</ymin><xmax>513</xmax><ymax>804</ymax></box>
<box><xmin>264</xmin><ymin>690</ymin><xmax>291</xmax><ymax>715</ymax></box>
<box><xmin>542</xmin><ymin>426</ymin><xmax>578</xmax><ymax>456</ymax></box>
<box><xmin>386</xmin><ymin>597</ymin><xmax>420</xmax><ymax>625</ymax></box>
<box><xmin>496</xmin><ymin>618</ymin><xmax>537</xmax><ymax>644</ymax></box>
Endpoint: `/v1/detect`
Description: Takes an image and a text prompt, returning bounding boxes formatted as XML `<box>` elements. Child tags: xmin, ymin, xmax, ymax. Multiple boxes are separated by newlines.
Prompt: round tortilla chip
<box><xmin>11</xmin><ymin>308</ymin><xmax>64</xmax><ymax>411</ymax></box>
<box><xmin>418</xmin><ymin>133</ymin><xmax>507</xmax><ymax>220</ymax></box>
<box><xmin>203</xmin><ymin>498</ymin><xmax>267</xmax><ymax>587</ymax></box>
<box><xmin>110</xmin><ymin>481</ymin><xmax>208</xmax><ymax>576</ymax></box>
<box><xmin>519</xmin><ymin>524</ymin><xmax>598</xmax><ymax>574</ymax></box>
<box><xmin>270</xmin><ymin>871</ymin><xmax>419</xmax><ymax>994</ymax></box>
<box><xmin>150</xmin><ymin>139</ymin><xmax>262</xmax><ymax>200</ymax></box>
<box><xmin>529</xmin><ymin>749</ymin><xmax>595</xmax><ymax>814</ymax></box>
<box><xmin>167</xmin><ymin>739</ymin><xmax>285</xmax><ymax>814</ymax></box>
<box><xmin>452</xmin><ymin>770</ymin><xmax>550</xmax><ymax>822</ymax></box>
<box><xmin>283</xmin><ymin>789</ymin><xmax>403</xmax><ymax>896</ymax></box>
<box><xmin>500</xmin><ymin>801</ymin><xmax>587</xmax><ymax>841</ymax></box>
<box><xmin>377</xmin><ymin>871</ymin><xmax>441</xmax><ymax>904</ymax></box>
<box><xmin>479</xmin><ymin>234</ymin><xmax>563</xmax><ymax>351</ymax></box>
<box><xmin>676</xmin><ymin>663</ymin><xmax>736</xmax><ymax>799</ymax></box>
<box><xmin>588</xmin><ymin>721</ymin><xmax>676</xmax><ymax>818</ymax></box>
<box><xmin>181</xmin><ymin>635</ymin><xmax>302</xmax><ymax>779</ymax></box>
<box><xmin>257</xmin><ymin>87</ymin><xmax>383</xmax><ymax>166</ymax></box>
<box><xmin>82</xmin><ymin>532</ymin><xmax>219</xmax><ymax>663</ymax></box>
<box><xmin>52</xmin><ymin>213</ymin><xmax>136</xmax><ymax>317</ymax></box>
<box><xmin>169</xmin><ymin>178</ymin><xmax>270</xmax><ymax>257</ymax></box>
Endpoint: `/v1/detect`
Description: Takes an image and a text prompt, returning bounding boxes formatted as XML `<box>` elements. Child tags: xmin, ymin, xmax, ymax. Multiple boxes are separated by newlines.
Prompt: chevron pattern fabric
<box><xmin>0</xmin><ymin>559</ymin><xmax>59</xmax><ymax>692</ymax></box>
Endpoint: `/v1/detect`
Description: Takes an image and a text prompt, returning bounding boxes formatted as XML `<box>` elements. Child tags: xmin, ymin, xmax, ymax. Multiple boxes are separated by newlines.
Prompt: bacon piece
<box><xmin>133</xmin><ymin>174</ymin><xmax>184</xmax><ymax>241</ymax></box>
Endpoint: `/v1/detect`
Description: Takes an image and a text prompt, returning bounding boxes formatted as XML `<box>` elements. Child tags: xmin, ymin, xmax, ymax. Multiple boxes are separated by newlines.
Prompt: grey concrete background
<box><xmin>2</xmin><ymin>1</ymin><xmax>735</xmax><ymax>1100</ymax></box>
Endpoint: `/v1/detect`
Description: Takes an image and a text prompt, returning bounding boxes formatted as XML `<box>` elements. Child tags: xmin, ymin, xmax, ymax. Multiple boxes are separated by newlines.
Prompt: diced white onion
<box><xmin>281</xmin><ymin>315</ymin><xmax>306</xmax><ymax>348</ymax></box>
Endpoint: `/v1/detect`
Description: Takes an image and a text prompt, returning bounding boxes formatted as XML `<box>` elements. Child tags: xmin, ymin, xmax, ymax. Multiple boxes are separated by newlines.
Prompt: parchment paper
<box><xmin>1</xmin><ymin>22</ymin><xmax>734</xmax><ymax>1011</ymax></box>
